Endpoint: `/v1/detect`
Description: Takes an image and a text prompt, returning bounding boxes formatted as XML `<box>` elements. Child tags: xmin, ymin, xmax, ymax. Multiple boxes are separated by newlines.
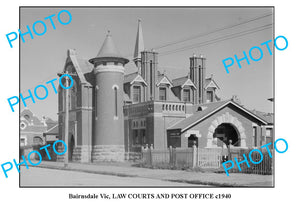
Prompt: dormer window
<box><xmin>183</xmin><ymin>89</ymin><xmax>191</xmax><ymax>102</ymax></box>
<box><xmin>132</xmin><ymin>85</ymin><xmax>141</xmax><ymax>103</ymax></box>
<box><xmin>159</xmin><ymin>87</ymin><xmax>167</xmax><ymax>101</ymax></box>
<box><xmin>207</xmin><ymin>91</ymin><xmax>213</xmax><ymax>102</ymax></box>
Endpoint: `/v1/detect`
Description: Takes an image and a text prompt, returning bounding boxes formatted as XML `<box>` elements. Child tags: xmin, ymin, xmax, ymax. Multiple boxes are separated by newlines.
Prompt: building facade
<box><xmin>20</xmin><ymin>109</ymin><xmax>57</xmax><ymax>159</ymax></box>
<box><xmin>57</xmin><ymin>20</ymin><xmax>273</xmax><ymax>163</ymax></box>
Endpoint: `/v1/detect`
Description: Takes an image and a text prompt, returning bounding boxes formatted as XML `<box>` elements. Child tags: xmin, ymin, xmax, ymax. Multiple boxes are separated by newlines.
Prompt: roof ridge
<box><xmin>124</xmin><ymin>72</ymin><xmax>139</xmax><ymax>77</ymax></box>
<box><xmin>172</xmin><ymin>75</ymin><xmax>188</xmax><ymax>81</ymax></box>
<box><xmin>45</xmin><ymin>123</ymin><xmax>58</xmax><ymax>133</ymax></box>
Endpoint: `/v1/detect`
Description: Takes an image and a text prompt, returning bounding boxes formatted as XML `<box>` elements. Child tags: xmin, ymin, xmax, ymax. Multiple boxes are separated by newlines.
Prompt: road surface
<box><xmin>20</xmin><ymin>166</ymin><xmax>198</xmax><ymax>187</ymax></box>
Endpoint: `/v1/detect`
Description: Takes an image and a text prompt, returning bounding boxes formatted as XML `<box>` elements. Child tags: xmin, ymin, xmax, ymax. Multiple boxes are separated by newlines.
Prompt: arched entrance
<box><xmin>206</xmin><ymin>112</ymin><xmax>247</xmax><ymax>147</ymax></box>
<box><xmin>213</xmin><ymin>123</ymin><xmax>240</xmax><ymax>147</ymax></box>
<box><xmin>213</xmin><ymin>123</ymin><xmax>240</xmax><ymax>161</ymax></box>
<box><xmin>69</xmin><ymin>135</ymin><xmax>75</xmax><ymax>161</ymax></box>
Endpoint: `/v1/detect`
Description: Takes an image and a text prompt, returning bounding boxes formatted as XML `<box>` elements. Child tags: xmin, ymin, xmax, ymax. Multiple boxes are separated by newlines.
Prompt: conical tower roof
<box><xmin>133</xmin><ymin>19</ymin><xmax>145</xmax><ymax>60</ymax></box>
<box><xmin>89</xmin><ymin>31</ymin><xmax>129</xmax><ymax>65</ymax></box>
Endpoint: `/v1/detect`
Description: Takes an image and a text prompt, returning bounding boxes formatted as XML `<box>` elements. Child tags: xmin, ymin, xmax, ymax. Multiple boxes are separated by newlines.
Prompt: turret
<box><xmin>89</xmin><ymin>31</ymin><xmax>129</xmax><ymax>162</ymax></box>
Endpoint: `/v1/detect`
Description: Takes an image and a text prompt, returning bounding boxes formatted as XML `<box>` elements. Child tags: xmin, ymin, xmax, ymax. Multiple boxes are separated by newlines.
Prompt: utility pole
<box><xmin>64</xmin><ymin>70</ymin><xmax>69</xmax><ymax>167</ymax></box>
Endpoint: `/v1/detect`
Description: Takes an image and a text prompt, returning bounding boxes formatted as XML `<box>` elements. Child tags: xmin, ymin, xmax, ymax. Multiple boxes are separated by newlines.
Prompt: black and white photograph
<box><xmin>0</xmin><ymin>1</ymin><xmax>299</xmax><ymax>212</ymax></box>
<box><xmin>19</xmin><ymin>7</ymin><xmax>274</xmax><ymax>187</ymax></box>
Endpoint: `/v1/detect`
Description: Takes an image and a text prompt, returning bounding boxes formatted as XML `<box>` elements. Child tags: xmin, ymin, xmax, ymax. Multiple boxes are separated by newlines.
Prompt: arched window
<box><xmin>150</xmin><ymin>60</ymin><xmax>153</xmax><ymax>97</ymax></box>
<box><xmin>114</xmin><ymin>87</ymin><xmax>118</xmax><ymax>118</ymax></box>
<box><xmin>95</xmin><ymin>88</ymin><xmax>97</xmax><ymax>118</ymax></box>
<box><xmin>33</xmin><ymin>136</ymin><xmax>43</xmax><ymax>145</ymax></box>
<box><xmin>70</xmin><ymin>80</ymin><xmax>77</xmax><ymax>110</ymax></box>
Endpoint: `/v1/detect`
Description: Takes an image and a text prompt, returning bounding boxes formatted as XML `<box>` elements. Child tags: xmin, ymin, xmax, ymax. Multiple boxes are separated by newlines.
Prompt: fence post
<box><xmin>173</xmin><ymin>146</ymin><xmax>176</xmax><ymax>167</ymax></box>
<box><xmin>192</xmin><ymin>142</ymin><xmax>197</xmax><ymax>168</ymax></box>
<box><xmin>169</xmin><ymin>146</ymin><xmax>173</xmax><ymax>166</ymax></box>
<box><xmin>143</xmin><ymin>144</ymin><xmax>148</xmax><ymax>164</ymax></box>
<box><xmin>149</xmin><ymin>144</ymin><xmax>153</xmax><ymax>166</ymax></box>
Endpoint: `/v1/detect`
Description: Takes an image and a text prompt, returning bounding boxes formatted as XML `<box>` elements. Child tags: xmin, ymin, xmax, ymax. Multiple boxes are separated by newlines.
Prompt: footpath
<box><xmin>27</xmin><ymin>160</ymin><xmax>273</xmax><ymax>187</ymax></box>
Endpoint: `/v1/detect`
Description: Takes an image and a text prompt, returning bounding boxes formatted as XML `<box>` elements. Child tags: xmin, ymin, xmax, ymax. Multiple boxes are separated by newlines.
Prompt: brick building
<box><xmin>20</xmin><ymin>109</ymin><xmax>57</xmax><ymax>159</ymax></box>
<box><xmin>57</xmin><ymin>20</ymin><xmax>273</xmax><ymax>163</ymax></box>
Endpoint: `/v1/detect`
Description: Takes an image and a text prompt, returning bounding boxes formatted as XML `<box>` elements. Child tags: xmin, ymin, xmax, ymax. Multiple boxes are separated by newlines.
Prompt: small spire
<box><xmin>89</xmin><ymin>31</ymin><xmax>129</xmax><ymax>65</ymax></box>
<box><xmin>133</xmin><ymin>19</ymin><xmax>145</xmax><ymax>61</ymax></box>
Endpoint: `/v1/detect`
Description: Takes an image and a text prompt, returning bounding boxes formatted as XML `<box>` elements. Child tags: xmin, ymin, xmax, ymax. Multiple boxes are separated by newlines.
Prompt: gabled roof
<box><xmin>21</xmin><ymin>109</ymin><xmax>44</xmax><ymax>126</ymax></box>
<box><xmin>205</xmin><ymin>77</ymin><xmax>220</xmax><ymax>89</ymax></box>
<box><xmin>172</xmin><ymin>76</ymin><xmax>188</xmax><ymax>87</ymax></box>
<box><xmin>172</xmin><ymin>76</ymin><xmax>196</xmax><ymax>89</ymax></box>
<box><xmin>168</xmin><ymin>100</ymin><xmax>268</xmax><ymax>132</ymax></box>
<box><xmin>124</xmin><ymin>72</ymin><xmax>147</xmax><ymax>85</ymax></box>
<box><xmin>156</xmin><ymin>74</ymin><xmax>173</xmax><ymax>87</ymax></box>
<box><xmin>251</xmin><ymin>110</ymin><xmax>274</xmax><ymax>124</ymax></box>
<box><xmin>77</xmin><ymin>58</ymin><xmax>93</xmax><ymax>74</ymax></box>
<box><xmin>65</xmin><ymin>49</ymin><xmax>90</xmax><ymax>85</ymax></box>
<box><xmin>44</xmin><ymin>124</ymin><xmax>58</xmax><ymax>135</ymax></box>
<box><xmin>182</xmin><ymin>78</ymin><xmax>197</xmax><ymax>89</ymax></box>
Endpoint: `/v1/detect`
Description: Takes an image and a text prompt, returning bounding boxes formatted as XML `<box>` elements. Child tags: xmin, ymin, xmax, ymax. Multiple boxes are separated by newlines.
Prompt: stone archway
<box><xmin>206</xmin><ymin>112</ymin><xmax>246</xmax><ymax>148</ymax></box>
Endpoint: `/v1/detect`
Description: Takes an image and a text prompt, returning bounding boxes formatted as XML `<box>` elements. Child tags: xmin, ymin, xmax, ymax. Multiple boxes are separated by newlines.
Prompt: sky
<box><xmin>20</xmin><ymin>7</ymin><xmax>273</xmax><ymax>120</ymax></box>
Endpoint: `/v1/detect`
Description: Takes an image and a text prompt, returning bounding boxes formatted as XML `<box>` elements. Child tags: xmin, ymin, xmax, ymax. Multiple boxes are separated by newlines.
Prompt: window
<box><xmin>24</xmin><ymin>115</ymin><xmax>30</xmax><ymax>120</ymax></box>
<box><xmin>159</xmin><ymin>87</ymin><xmax>166</xmax><ymax>100</ymax></box>
<box><xmin>253</xmin><ymin>126</ymin><xmax>257</xmax><ymax>147</ymax></box>
<box><xmin>207</xmin><ymin>91</ymin><xmax>213</xmax><ymax>102</ymax></box>
<box><xmin>20</xmin><ymin>122</ymin><xmax>26</xmax><ymax>130</ymax></box>
<box><xmin>199</xmin><ymin>65</ymin><xmax>202</xmax><ymax>97</ymax></box>
<box><xmin>266</xmin><ymin>128</ymin><xmax>273</xmax><ymax>147</ymax></box>
<box><xmin>183</xmin><ymin>89</ymin><xmax>190</xmax><ymax>102</ymax></box>
<box><xmin>150</xmin><ymin>60</ymin><xmax>153</xmax><ymax>97</ymax></box>
<box><xmin>71</xmin><ymin>80</ymin><xmax>77</xmax><ymax>110</ymax></box>
<box><xmin>133</xmin><ymin>130</ymin><xmax>139</xmax><ymax>145</ymax></box>
<box><xmin>20</xmin><ymin>138</ymin><xmax>26</xmax><ymax>146</ymax></box>
<box><xmin>141</xmin><ymin>129</ymin><xmax>146</xmax><ymax>145</ymax></box>
<box><xmin>95</xmin><ymin>88</ymin><xmax>97</xmax><ymax>118</ymax></box>
<box><xmin>266</xmin><ymin>128</ymin><xmax>272</xmax><ymax>137</ymax></box>
<box><xmin>33</xmin><ymin>136</ymin><xmax>43</xmax><ymax>145</ymax></box>
<box><xmin>132</xmin><ymin>86</ymin><xmax>141</xmax><ymax>103</ymax></box>
<box><xmin>114</xmin><ymin>87</ymin><xmax>118</xmax><ymax>117</ymax></box>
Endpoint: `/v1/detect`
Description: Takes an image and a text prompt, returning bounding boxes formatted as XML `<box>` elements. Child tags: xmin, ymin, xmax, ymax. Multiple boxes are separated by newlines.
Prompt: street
<box><xmin>20</xmin><ymin>166</ymin><xmax>197</xmax><ymax>187</ymax></box>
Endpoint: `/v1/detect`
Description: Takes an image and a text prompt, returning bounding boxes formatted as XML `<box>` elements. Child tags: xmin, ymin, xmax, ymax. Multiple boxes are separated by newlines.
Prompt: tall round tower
<box><xmin>89</xmin><ymin>31</ymin><xmax>129</xmax><ymax>162</ymax></box>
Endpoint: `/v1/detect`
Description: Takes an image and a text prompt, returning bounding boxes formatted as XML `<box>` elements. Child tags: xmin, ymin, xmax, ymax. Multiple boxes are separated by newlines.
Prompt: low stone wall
<box><xmin>56</xmin><ymin>145</ymin><xmax>142</xmax><ymax>163</ymax></box>
<box><xmin>92</xmin><ymin>145</ymin><xmax>125</xmax><ymax>162</ymax></box>
<box><xmin>71</xmin><ymin>145</ymin><xmax>92</xmax><ymax>163</ymax></box>
<box><xmin>124</xmin><ymin>152</ymin><xmax>142</xmax><ymax>161</ymax></box>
